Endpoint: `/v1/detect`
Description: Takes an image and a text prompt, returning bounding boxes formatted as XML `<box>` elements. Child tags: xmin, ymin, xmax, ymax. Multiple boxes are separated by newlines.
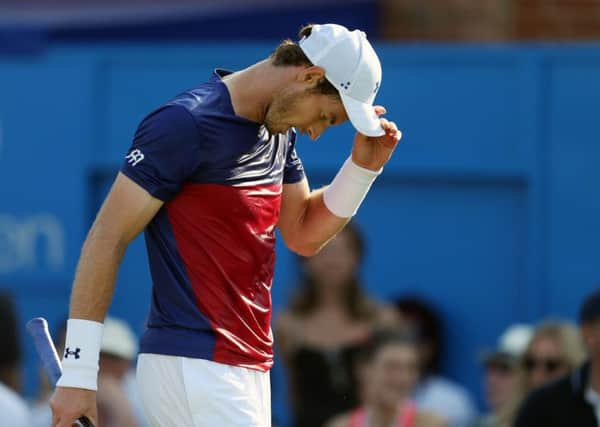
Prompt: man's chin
<box><xmin>265</xmin><ymin>124</ymin><xmax>290</xmax><ymax>135</ymax></box>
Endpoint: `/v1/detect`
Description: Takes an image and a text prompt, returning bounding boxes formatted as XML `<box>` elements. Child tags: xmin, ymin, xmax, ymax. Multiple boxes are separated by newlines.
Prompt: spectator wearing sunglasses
<box><xmin>476</xmin><ymin>324</ymin><xmax>533</xmax><ymax>427</ymax></box>
<box><xmin>498</xmin><ymin>320</ymin><xmax>586</xmax><ymax>426</ymax></box>
<box><xmin>522</xmin><ymin>321</ymin><xmax>586</xmax><ymax>391</ymax></box>
<box><xmin>515</xmin><ymin>289</ymin><xmax>600</xmax><ymax>427</ymax></box>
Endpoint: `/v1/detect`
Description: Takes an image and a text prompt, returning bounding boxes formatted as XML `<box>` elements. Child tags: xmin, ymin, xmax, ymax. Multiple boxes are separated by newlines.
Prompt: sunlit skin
<box><xmin>223</xmin><ymin>60</ymin><xmax>401</xmax><ymax>172</ymax></box>
<box><xmin>264</xmin><ymin>85</ymin><xmax>348</xmax><ymax>139</ymax></box>
<box><xmin>526</xmin><ymin>336</ymin><xmax>570</xmax><ymax>390</ymax></box>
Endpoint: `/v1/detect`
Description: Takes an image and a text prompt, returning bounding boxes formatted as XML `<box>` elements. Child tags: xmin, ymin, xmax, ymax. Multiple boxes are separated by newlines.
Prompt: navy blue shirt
<box><xmin>120</xmin><ymin>69</ymin><xmax>304</xmax><ymax>371</ymax></box>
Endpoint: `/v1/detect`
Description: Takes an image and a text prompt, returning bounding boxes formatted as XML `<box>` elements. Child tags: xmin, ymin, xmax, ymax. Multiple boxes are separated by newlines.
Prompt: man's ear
<box><xmin>297</xmin><ymin>65</ymin><xmax>326</xmax><ymax>85</ymax></box>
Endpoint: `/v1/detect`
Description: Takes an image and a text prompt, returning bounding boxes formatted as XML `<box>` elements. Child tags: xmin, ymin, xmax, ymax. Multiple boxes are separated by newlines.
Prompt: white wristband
<box><xmin>56</xmin><ymin>319</ymin><xmax>104</xmax><ymax>391</ymax></box>
<box><xmin>323</xmin><ymin>156</ymin><xmax>382</xmax><ymax>218</ymax></box>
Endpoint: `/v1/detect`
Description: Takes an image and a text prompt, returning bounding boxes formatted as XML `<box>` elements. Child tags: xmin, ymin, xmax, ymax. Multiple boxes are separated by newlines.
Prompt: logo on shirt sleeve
<box><xmin>125</xmin><ymin>149</ymin><xmax>144</xmax><ymax>166</ymax></box>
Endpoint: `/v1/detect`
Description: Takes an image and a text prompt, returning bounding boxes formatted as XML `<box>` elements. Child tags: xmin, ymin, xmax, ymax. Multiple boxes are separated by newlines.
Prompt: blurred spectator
<box><xmin>97</xmin><ymin>316</ymin><xmax>145</xmax><ymax>427</ymax></box>
<box><xmin>0</xmin><ymin>292</ymin><xmax>30</xmax><ymax>427</ymax></box>
<box><xmin>521</xmin><ymin>320</ymin><xmax>586</xmax><ymax>391</ymax></box>
<box><xmin>276</xmin><ymin>223</ymin><xmax>397</xmax><ymax>427</ymax></box>
<box><xmin>515</xmin><ymin>289</ymin><xmax>600</xmax><ymax>427</ymax></box>
<box><xmin>501</xmin><ymin>319</ymin><xmax>587</xmax><ymax>425</ymax></box>
<box><xmin>475</xmin><ymin>324</ymin><xmax>533</xmax><ymax>427</ymax></box>
<box><xmin>326</xmin><ymin>329</ymin><xmax>446</xmax><ymax>427</ymax></box>
<box><xmin>394</xmin><ymin>297</ymin><xmax>476</xmax><ymax>427</ymax></box>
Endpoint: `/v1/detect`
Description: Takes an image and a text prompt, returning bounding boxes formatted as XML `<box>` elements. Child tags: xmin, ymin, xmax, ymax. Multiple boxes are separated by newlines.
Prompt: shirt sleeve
<box><xmin>283</xmin><ymin>129</ymin><xmax>305</xmax><ymax>184</ymax></box>
<box><xmin>120</xmin><ymin>105</ymin><xmax>202</xmax><ymax>201</ymax></box>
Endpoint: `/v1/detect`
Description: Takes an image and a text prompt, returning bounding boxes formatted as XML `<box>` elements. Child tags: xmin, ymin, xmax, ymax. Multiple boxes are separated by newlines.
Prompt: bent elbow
<box><xmin>286</xmin><ymin>239</ymin><xmax>322</xmax><ymax>258</ymax></box>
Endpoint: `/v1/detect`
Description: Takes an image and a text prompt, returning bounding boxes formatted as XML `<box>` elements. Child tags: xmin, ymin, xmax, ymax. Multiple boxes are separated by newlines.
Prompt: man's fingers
<box><xmin>379</xmin><ymin>118</ymin><xmax>390</xmax><ymax>129</ymax></box>
<box><xmin>380</xmin><ymin>118</ymin><xmax>396</xmax><ymax>130</ymax></box>
<box><xmin>380</xmin><ymin>119</ymin><xmax>401</xmax><ymax>136</ymax></box>
<box><xmin>374</xmin><ymin>116</ymin><xmax>402</xmax><ymax>143</ymax></box>
<box><xmin>374</xmin><ymin>105</ymin><xmax>387</xmax><ymax>116</ymax></box>
<box><xmin>54</xmin><ymin>415</ymin><xmax>76</xmax><ymax>427</ymax></box>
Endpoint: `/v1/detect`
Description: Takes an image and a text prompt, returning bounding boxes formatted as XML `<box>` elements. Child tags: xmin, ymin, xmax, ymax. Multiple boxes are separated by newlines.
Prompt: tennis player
<box><xmin>50</xmin><ymin>23</ymin><xmax>402</xmax><ymax>427</ymax></box>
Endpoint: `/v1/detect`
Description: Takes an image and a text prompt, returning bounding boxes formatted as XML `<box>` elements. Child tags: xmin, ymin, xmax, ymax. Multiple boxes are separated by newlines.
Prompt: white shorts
<box><xmin>136</xmin><ymin>353</ymin><xmax>271</xmax><ymax>427</ymax></box>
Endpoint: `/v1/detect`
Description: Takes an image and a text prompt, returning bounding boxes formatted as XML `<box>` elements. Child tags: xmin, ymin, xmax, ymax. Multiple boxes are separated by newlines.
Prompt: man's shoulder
<box><xmin>134</xmin><ymin>80</ymin><xmax>223</xmax><ymax>140</ymax></box>
<box><xmin>168</xmin><ymin>80</ymin><xmax>228</xmax><ymax>119</ymax></box>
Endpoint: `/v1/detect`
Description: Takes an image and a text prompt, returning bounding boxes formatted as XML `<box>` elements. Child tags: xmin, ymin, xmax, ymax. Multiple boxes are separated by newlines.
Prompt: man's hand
<box><xmin>351</xmin><ymin>106</ymin><xmax>402</xmax><ymax>171</ymax></box>
<box><xmin>50</xmin><ymin>386</ymin><xmax>97</xmax><ymax>427</ymax></box>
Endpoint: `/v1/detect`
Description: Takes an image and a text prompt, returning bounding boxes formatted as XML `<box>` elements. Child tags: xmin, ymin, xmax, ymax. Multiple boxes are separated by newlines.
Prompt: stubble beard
<box><xmin>264</xmin><ymin>87</ymin><xmax>305</xmax><ymax>135</ymax></box>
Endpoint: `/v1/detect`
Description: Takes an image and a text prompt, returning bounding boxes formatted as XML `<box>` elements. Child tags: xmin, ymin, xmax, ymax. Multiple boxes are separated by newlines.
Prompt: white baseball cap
<box><xmin>481</xmin><ymin>324</ymin><xmax>534</xmax><ymax>364</ymax></box>
<box><xmin>299</xmin><ymin>23</ymin><xmax>385</xmax><ymax>137</ymax></box>
<box><xmin>100</xmin><ymin>316</ymin><xmax>138</xmax><ymax>360</ymax></box>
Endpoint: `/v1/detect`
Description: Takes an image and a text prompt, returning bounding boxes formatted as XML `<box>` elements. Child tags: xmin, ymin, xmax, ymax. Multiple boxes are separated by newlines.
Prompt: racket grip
<box><xmin>76</xmin><ymin>417</ymin><xmax>94</xmax><ymax>427</ymax></box>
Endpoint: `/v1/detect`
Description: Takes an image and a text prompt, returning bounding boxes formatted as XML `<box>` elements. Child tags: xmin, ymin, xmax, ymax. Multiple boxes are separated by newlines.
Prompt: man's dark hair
<box><xmin>579</xmin><ymin>288</ymin><xmax>600</xmax><ymax>325</ymax></box>
<box><xmin>270</xmin><ymin>24</ymin><xmax>340</xmax><ymax>98</ymax></box>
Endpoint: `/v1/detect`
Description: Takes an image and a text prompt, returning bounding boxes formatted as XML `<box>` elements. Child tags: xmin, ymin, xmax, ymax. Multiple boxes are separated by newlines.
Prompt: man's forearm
<box><xmin>291</xmin><ymin>156</ymin><xmax>381</xmax><ymax>255</ymax></box>
<box><xmin>69</xmin><ymin>226</ymin><xmax>127</xmax><ymax>321</ymax></box>
<box><xmin>289</xmin><ymin>188</ymin><xmax>349</xmax><ymax>256</ymax></box>
<box><xmin>56</xmin><ymin>227</ymin><xmax>127</xmax><ymax>391</ymax></box>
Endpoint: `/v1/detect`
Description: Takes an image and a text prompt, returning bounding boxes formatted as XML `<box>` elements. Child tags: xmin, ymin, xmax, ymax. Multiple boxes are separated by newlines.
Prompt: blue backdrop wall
<box><xmin>0</xmin><ymin>43</ymin><xmax>599</xmax><ymax>420</ymax></box>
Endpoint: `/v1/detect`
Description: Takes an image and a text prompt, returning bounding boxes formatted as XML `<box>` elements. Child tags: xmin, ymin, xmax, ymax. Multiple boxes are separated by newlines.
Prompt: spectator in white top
<box><xmin>0</xmin><ymin>292</ymin><xmax>30</xmax><ymax>427</ymax></box>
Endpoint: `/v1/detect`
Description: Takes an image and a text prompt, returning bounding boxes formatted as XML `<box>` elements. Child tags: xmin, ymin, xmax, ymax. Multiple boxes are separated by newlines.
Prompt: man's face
<box><xmin>264</xmin><ymin>67</ymin><xmax>348</xmax><ymax>139</ymax></box>
<box><xmin>483</xmin><ymin>358</ymin><xmax>518</xmax><ymax>412</ymax></box>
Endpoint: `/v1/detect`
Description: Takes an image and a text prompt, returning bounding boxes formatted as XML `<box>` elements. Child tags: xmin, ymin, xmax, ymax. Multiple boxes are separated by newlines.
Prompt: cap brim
<box><xmin>340</xmin><ymin>93</ymin><xmax>385</xmax><ymax>137</ymax></box>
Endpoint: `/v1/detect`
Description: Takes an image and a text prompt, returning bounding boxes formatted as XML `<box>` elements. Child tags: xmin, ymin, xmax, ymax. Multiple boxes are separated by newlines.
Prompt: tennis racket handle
<box><xmin>74</xmin><ymin>417</ymin><xmax>94</xmax><ymax>427</ymax></box>
<box><xmin>26</xmin><ymin>318</ymin><xmax>96</xmax><ymax>427</ymax></box>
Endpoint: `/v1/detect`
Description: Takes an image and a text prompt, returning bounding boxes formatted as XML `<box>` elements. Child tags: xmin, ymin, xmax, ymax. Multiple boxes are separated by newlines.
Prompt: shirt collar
<box><xmin>211</xmin><ymin>68</ymin><xmax>233</xmax><ymax>81</ymax></box>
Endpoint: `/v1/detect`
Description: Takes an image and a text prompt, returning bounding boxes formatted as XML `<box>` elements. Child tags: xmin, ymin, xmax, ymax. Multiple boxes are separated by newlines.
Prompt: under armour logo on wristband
<box><xmin>64</xmin><ymin>347</ymin><xmax>81</xmax><ymax>359</ymax></box>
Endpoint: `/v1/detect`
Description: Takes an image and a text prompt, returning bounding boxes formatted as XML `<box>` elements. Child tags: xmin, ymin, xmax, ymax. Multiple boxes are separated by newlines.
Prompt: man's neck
<box><xmin>221</xmin><ymin>59</ymin><xmax>294</xmax><ymax>123</ymax></box>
